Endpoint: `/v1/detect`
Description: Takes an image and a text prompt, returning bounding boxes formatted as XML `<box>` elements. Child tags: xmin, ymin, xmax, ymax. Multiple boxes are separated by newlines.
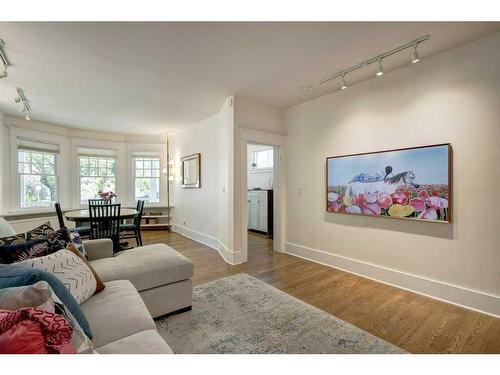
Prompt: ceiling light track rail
<box><xmin>319</xmin><ymin>35</ymin><xmax>429</xmax><ymax>85</ymax></box>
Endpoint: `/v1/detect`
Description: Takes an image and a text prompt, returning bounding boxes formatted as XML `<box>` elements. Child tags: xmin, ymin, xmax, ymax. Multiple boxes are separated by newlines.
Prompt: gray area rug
<box><xmin>156</xmin><ymin>273</ymin><xmax>406</xmax><ymax>354</ymax></box>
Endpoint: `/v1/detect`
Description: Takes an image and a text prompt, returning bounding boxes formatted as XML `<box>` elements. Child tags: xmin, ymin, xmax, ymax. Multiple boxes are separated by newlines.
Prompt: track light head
<box><xmin>341</xmin><ymin>75</ymin><xmax>348</xmax><ymax>90</ymax></box>
<box><xmin>376</xmin><ymin>58</ymin><xmax>384</xmax><ymax>77</ymax></box>
<box><xmin>25</xmin><ymin>113</ymin><xmax>31</xmax><ymax>121</ymax></box>
<box><xmin>411</xmin><ymin>43</ymin><xmax>420</xmax><ymax>64</ymax></box>
<box><xmin>14</xmin><ymin>97</ymin><xmax>21</xmax><ymax>104</ymax></box>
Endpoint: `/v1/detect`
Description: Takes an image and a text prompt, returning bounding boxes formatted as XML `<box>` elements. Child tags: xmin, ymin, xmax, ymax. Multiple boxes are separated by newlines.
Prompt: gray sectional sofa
<box><xmin>82</xmin><ymin>239</ymin><xmax>194</xmax><ymax>354</ymax></box>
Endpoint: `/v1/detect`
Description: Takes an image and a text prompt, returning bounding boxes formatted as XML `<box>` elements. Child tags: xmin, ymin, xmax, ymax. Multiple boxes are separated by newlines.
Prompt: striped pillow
<box><xmin>17</xmin><ymin>249</ymin><xmax>97</xmax><ymax>304</ymax></box>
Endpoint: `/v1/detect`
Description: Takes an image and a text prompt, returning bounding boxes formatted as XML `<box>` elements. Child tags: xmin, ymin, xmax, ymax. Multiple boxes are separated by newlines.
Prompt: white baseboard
<box><xmin>172</xmin><ymin>224</ymin><xmax>241</xmax><ymax>265</ymax></box>
<box><xmin>285</xmin><ymin>242</ymin><xmax>500</xmax><ymax>318</ymax></box>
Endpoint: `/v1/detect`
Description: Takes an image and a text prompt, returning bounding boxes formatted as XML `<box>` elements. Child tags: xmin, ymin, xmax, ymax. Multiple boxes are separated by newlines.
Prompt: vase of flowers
<box><xmin>98</xmin><ymin>190</ymin><xmax>117</xmax><ymax>202</ymax></box>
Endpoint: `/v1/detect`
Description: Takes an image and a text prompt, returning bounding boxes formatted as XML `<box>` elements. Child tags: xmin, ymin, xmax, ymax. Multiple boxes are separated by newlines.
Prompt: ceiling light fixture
<box><xmin>302</xmin><ymin>85</ymin><xmax>314</xmax><ymax>93</ymax></box>
<box><xmin>0</xmin><ymin>39</ymin><xmax>11</xmax><ymax>79</ymax></box>
<box><xmin>14</xmin><ymin>87</ymin><xmax>32</xmax><ymax>121</ymax></box>
<box><xmin>319</xmin><ymin>35</ymin><xmax>429</xmax><ymax>91</ymax></box>
<box><xmin>411</xmin><ymin>43</ymin><xmax>420</xmax><ymax>64</ymax></box>
<box><xmin>376</xmin><ymin>58</ymin><xmax>384</xmax><ymax>77</ymax></box>
<box><xmin>340</xmin><ymin>74</ymin><xmax>348</xmax><ymax>90</ymax></box>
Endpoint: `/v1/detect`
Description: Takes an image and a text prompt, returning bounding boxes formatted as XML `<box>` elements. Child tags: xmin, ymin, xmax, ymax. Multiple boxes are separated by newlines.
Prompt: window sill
<box><xmin>249</xmin><ymin>168</ymin><xmax>273</xmax><ymax>174</ymax></box>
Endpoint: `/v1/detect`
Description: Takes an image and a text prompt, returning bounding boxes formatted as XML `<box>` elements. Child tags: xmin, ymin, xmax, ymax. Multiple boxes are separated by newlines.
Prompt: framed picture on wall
<box><xmin>326</xmin><ymin>143</ymin><xmax>452</xmax><ymax>223</ymax></box>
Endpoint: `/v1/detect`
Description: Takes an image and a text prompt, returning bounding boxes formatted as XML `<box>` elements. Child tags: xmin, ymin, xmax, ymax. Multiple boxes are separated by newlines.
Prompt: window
<box><xmin>18</xmin><ymin>149</ymin><xmax>58</xmax><ymax>208</ymax></box>
<box><xmin>251</xmin><ymin>148</ymin><xmax>273</xmax><ymax>169</ymax></box>
<box><xmin>79</xmin><ymin>155</ymin><xmax>116</xmax><ymax>204</ymax></box>
<box><xmin>134</xmin><ymin>157</ymin><xmax>160</xmax><ymax>203</ymax></box>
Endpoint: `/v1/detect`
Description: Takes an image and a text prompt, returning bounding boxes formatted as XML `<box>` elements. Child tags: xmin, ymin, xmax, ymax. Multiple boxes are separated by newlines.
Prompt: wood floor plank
<box><xmin>143</xmin><ymin>230</ymin><xmax>500</xmax><ymax>354</ymax></box>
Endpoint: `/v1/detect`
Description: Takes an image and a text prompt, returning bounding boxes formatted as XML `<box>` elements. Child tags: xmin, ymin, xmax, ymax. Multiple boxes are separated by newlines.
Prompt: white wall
<box><xmin>232</xmin><ymin>96</ymin><xmax>284</xmax><ymax>262</ymax></box>
<box><xmin>283</xmin><ymin>31</ymin><xmax>500</xmax><ymax>316</ymax></box>
<box><xmin>247</xmin><ymin>144</ymin><xmax>274</xmax><ymax>190</ymax></box>
<box><xmin>170</xmin><ymin>98</ymin><xmax>234</xmax><ymax>262</ymax></box>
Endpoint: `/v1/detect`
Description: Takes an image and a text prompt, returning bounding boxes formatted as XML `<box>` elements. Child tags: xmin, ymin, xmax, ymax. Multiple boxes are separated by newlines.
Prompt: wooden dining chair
<box><xmin>89</xmin><ymin>203</ymin><xmax>121</xmax><ymax>253</ymax></box>
<box><xmin>119</xmin><ymin>200</ymin><xmax>145</xmax><ymax>247</ymax></box>
<box><xmin>54</xmin><ymin>202</ymin><xmax>90</xmax><ymax>237</ymax></box>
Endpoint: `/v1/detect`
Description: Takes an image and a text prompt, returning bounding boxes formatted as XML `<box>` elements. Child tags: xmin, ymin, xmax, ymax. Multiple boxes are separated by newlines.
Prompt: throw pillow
<box><xmin>66</xmin><ymin>243</ymin><xmax>105</xmax><ymax>294</ymax></box>
<box><xmin>0</xmin><ymin>228</ymin><xmax>73</xmax><ymax>264</ymax></box>
<box><xmin>0</xmin><ymin>281</ymin><xmax>93</xmax><ymax>353</ymax></box>
<box><xmin>17</xmin><ymin>249</ymin><xmax>98</xmax><ymax>304</ymax></box>
<box><xmin>25</xmin><ymin>221</ymin><xmax>56</xmax><ymax>240</ymax></box>
<box><xmin>0</xmin><ymin>265</ymin><xmax>92</xmax><ymax>338</ymax></box>
<box><xmin>0</xmin><ymin>233</ymin><xmax>26</xmax><ymax>247</ymax></box>
<box><xmin>69</xmin><ymin>230</ymin><xmax>88</xmax><ymax>258</ymax></box>
<box><xmin>0</xmin><ymin>239</ymin><xmax>50</xmax><ymax>264</ymax></box>
<box><xmin>0</xmin><ymin>307</ymin><xmax>76</xmax><ymax>354</ymax></box>
<box><xmin>0</xmin><ymin>217</ymin><xmax>16</xmax><ymax>237</ymax></box>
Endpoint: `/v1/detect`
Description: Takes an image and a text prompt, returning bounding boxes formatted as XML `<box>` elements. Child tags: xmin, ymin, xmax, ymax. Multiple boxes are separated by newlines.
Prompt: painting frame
<box><xmin>325</xmin><ymin>143</ymin><xmax>452</xmax><ymax>223</ymax></box>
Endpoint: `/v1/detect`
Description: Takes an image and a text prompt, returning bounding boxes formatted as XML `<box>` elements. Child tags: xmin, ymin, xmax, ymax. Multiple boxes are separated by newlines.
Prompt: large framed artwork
<box><xmin>326</xmin><ymin>144</ymin><xmax>452</xmax><ymax>223</ymax></box>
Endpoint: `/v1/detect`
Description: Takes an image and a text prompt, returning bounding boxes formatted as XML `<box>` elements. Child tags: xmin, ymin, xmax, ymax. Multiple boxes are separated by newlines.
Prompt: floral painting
<box><xmin>327</xmin><ymin>144</ymin><xmax>451</xmax><ymax>223</ymax></box>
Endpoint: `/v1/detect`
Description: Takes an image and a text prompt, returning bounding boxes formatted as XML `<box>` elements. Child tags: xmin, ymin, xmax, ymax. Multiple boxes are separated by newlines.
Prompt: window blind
<box><xmin>17</xmin><ymin>137</ymin><xmax>60</xmax><ymax>154</ymax></box>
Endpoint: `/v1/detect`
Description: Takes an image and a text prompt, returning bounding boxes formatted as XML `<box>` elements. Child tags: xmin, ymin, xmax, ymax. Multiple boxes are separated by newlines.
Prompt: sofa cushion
<box><xmin>90</xmin><ymin>244</ymin><xmax>194</xmax><ymax>292</ymax></box>
<box><xmin>95</xmin><ymin>330</ymin><xmax>173</xmax><ymax>354</ymax></box>
<box><xmin>80</xmin><ymin>280</ymin><xmax>155</xmax><ymax>348</ymax></box>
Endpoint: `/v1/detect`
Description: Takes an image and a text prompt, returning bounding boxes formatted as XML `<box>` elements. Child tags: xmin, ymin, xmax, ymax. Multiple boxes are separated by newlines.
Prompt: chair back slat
<box><xmin>88</xmin><ymin>199</ymin><xmax>111</xmax><ymax>205</ymax></box>
<box><xmin>89</xmin><ymin>203</ymin><xmax>121</xmax><ymax>250</ymax></box>
<box><xmin>54</xmin><ymin>202</ymin><xmax>66</xmax><ymax>229</ymax></box>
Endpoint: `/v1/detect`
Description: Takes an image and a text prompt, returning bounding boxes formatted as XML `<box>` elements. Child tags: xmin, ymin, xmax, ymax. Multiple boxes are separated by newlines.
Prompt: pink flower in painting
<box><xmin>362</xmin><ymin>203</ymin><xmax>381</xmax><ymax>216</ymax></box>
<box><xmin>418</xmin><ymin>190</ymin><xmax>429</xmax><ymax>199</ymax></box>
<box><xmin>432</xmin><ymin>190</ymin><xmax>440</xmax><ymax>197</ymax></box>
<box><xmin>425</xmin><ymin>196</ymin><xmax>448</xmax><ymax>209</ymax></box>
<box><xmin>409</xmin><ymin>198</ymin><xmax>426</xmax><ymax>212</ymax></box>
<box><xmin>391</xmin><ymin>192</ymin><xmax>408</xmax><ymax>205</ymax></box>
<box><xmin>365</xmin><ymin>193</ymin><xmax>378</xmax><ymax>204</ymax></box>
<box><xmin>378</xmin><ymin>193</ymin><xmax>392</xmax><ymax>210</ymax></box>
<box><xmin>417</xmin><ymin>208</ymin><xmax>438</xmax><ymax>220</ymax></box>
<box><xmin>330</xmin><ymin>201</ymin><xmax>344</xmax><ymax>212</ymax></box>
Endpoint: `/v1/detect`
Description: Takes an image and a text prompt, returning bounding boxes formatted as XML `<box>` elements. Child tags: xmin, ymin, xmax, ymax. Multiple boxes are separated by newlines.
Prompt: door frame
<box><xmin>238</xmin><ymin>128</ymin><xmax>286</xmax><ymax>263</ymax></box>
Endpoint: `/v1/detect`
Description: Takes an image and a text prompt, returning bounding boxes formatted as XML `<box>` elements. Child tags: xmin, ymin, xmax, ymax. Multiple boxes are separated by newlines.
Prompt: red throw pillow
<box><xmin>0</xmin><ymin>308</ymin><xmax>76</xmax><ymax>354</ymax></box>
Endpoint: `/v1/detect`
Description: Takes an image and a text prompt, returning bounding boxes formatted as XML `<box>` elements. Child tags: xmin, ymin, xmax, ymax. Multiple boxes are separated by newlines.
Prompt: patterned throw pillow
<box><xmin>0</xmin><ymin>281</ymin><xmax>94</xmax><ymax>353</ymax></box>
<box><xmin>17</xmin><ymin>249</ymin><xmax>98</xmax><ymax>304</ymax></box>
<box><xmin>69</xmin><ymin>231</ymin><xmax>87</xmax><ymax>258</ymax></box>
<box><xmin>0</xmin><ymin>228</ymin><xmax>71</xmax><ymax>264</ymax></box>
<box><xmin>0</xmin><ymin>233</ymin><xmax>26</xmax><ymax>247</ymax></box>
<box><xmin>0</xmin><ymin>307</ymin><xmax>76</xmax><ymax>354</ymax></box>
<box><xmin>25</xmin><ymin>221</ymin><xmax>56</xmax><ymax>240</ymax></box>
<box><xmin>0</xmin><ymin>239</ymin><xmax>50</xmax><ymax>264</ymax></box>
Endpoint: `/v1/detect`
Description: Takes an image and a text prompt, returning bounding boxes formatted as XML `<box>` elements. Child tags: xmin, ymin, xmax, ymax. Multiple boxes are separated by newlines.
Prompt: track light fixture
<box><xmin>0</xmin><ymin>39</ymin><xmax>10</xmax><ymax>79</ymax></box>
<box><xmin>14</xmin><ymin>87</ymin><xmax>32</xmax><ymax>121</ymax></box>
<box><xmin>376</xmin><ymin>58</ymin><xmax>384</xmax><ymax>77</ymax></box>
<box><xmin>411</xmin><ymin>43</ymin><xmax>420</xmax><ymax>64</ymax></box>
<box><xmin>319</xmin><ymin>35</ymin><xmax>429</xmax><ymax>91</ymax></box>
<box><xmin>340</xmin><ymin>74</ymin><xmax>348</xmax><ymax>90</ymax></box>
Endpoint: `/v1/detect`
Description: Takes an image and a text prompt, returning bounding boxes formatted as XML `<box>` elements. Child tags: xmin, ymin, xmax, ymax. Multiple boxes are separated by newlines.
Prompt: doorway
<box><xmin>247</xmin><ymin>143</ymin><xmax>275</xmax><ymax>256</ymax></box>
<box><xmin>237</xmin><ymin>127</ymin><xmax>286</xmax><ymax>264</ymax></box>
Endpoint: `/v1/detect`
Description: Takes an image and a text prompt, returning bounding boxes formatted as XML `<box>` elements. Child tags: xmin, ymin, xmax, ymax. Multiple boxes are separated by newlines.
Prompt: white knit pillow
<box><xmin>18</xmin><ymin>249</ymin><xmax>97</xmax><ymax>304</ymax></box>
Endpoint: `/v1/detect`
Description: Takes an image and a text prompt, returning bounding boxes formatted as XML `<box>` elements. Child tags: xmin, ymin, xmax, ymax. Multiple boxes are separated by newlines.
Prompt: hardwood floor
<box><xmin>143</xmin><ymin>230</ymin><xmax>500</xmax><ymax>354</ymax></box>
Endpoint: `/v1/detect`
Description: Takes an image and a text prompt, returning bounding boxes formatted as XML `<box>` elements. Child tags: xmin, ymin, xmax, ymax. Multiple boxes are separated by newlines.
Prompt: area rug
<box><xmin>155</xmin><ymin>273</ymin><xmax>405</xmax><ymax>354</ymax></box>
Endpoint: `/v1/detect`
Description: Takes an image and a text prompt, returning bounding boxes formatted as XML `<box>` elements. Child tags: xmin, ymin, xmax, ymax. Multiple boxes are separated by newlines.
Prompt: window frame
<box><xmin>132</xmin><ymin>156</ymin><xmax>161</xmax><ymax>204</ymax></box>
<box><xmin>78</xmin><ymin>154</ymin><xmax>117</xmax><ymax>205</ymax></box>
<box><xmin>17</xmin><ymin>149</ymin><xmax>60</xmax><ymax>209</ymax></box>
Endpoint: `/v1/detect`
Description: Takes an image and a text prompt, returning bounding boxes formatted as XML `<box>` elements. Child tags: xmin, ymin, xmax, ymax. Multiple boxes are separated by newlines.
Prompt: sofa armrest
<box><xmin>83</xmin><ymin>239</ymin><xmax>114</xmax><ymax>261</ymax></box>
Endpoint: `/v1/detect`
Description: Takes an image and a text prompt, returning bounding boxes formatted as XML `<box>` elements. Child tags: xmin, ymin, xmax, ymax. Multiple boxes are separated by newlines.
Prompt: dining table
<box><xmin>64</xmin><ymin>207</ymin><xmax>139</xmax><ymax>224</ymax></box>
<box><xmin>65</xmin><ymin>207</ymin><xmax>139</xmax><ymax>250</ymax></box>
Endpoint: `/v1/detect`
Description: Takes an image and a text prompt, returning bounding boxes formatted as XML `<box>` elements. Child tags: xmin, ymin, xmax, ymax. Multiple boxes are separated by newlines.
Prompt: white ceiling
<box><xmin>0</xmin><ymin>22</ymin><xmax>499</xmax><ymax>135</ymax></box>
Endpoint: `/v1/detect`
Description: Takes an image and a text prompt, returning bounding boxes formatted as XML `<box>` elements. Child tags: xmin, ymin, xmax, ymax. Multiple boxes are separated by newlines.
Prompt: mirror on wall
<box><xmin>181</xmin><ymin>153</ymin><xmax>201</xmax><ymax>188</ymax></box>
